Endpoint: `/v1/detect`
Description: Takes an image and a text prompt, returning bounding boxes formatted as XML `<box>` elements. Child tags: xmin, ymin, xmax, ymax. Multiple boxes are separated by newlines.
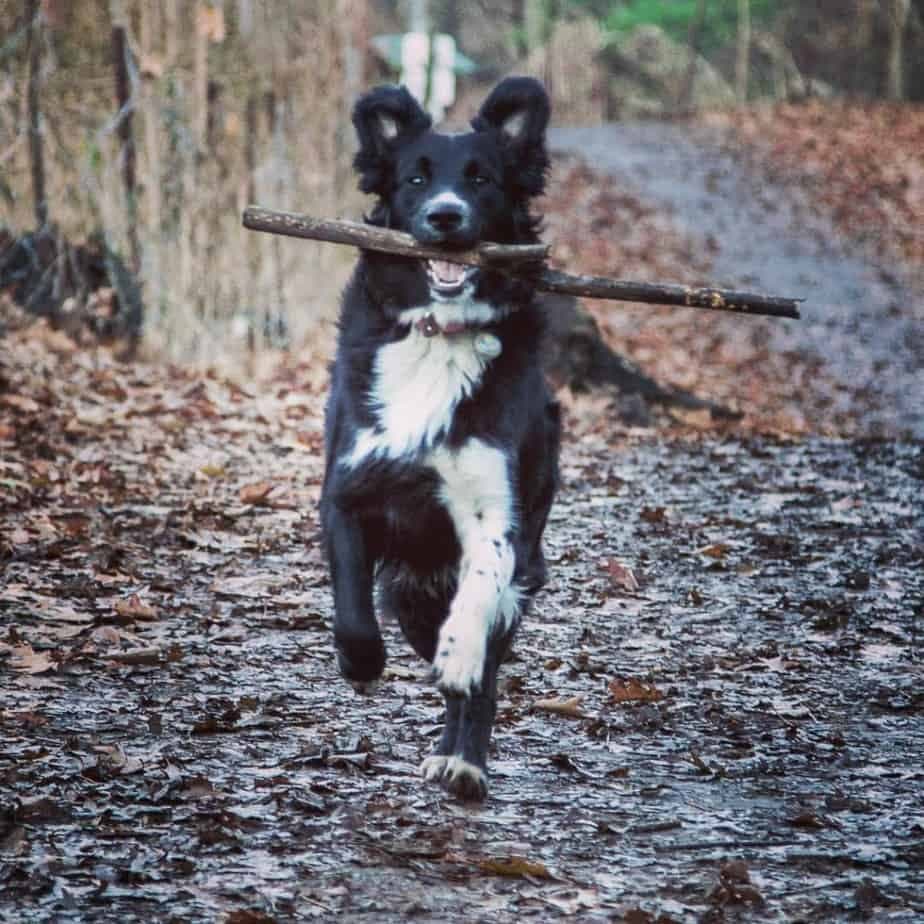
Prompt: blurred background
<box><xmin>1</xmin><ymin>1</ymin><xmax>922</xmax><ymax>432</ymax></box>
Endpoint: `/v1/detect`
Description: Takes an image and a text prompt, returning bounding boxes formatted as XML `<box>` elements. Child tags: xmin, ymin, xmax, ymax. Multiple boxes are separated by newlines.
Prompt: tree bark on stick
<box><xmin>242</xmin><ymin>206</ymin><xmax>802</xmax><ymax>319</ymax></box>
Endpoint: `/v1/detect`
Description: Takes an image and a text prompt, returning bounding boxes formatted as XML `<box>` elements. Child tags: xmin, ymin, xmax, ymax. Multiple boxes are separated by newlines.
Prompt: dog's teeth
<box><xmin>427</xmin><ymin>260</ymin><xmax>467</xmax><ymax>285</ymax></box>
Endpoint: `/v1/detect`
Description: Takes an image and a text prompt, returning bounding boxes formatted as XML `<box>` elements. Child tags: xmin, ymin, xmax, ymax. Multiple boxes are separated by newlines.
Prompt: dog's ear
<box><xmin>352</xmin><ymin>85</ymin><xmax>431</xmax><ymax>194</ymax></box>
<box><xmin>471</xmin><ymin>76</ymin><xmax>550</xmax><ymax>196</ymax></box>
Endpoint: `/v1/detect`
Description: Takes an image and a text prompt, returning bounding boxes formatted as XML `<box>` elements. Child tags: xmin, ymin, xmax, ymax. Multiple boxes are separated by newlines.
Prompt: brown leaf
<box><xmin>720</xmin><ymin>860</ymin><xmax>751</xmax><ymax>883</ymax></box>
<box><xmin>787</xmin><ymin>810</ymin><xmax>827</xmax><ymax>829</ymax></box>
<box><xmin>9</xmin><ymin>645</ymin><xmax>56</xmax><ymax>674</ymax></box>
<box><xmin>696</xmin><ymin>542</ymin><xmax>729</xmax><ymax>559</ymax></box>
<box><xmin>114</xmin><ymin>594</ymin><xmax>159</xmax><ymax>622</ymax></box>
<box><xmin>639</xmin><ymin>506</ymin><xmax>668</xmax><ymax>523</ymax></box>
<box><xmin>239</xmin><ymin>481</ymin><xmax>274</xmax><ymax>505</ymax></box>
<box><xmin>108</xmin><ymin>647</ymin><xmax>163</xmax><ymax>666</ymax></box>
<box><xmin>477</xmin><ymin>855</ymin><xmax>551</xmax><ymax>879</ymax></box>
<box><xmin>609</xmin><ymin>678</ymin><xmax>664</xmax><ymax>703</ymax></box>
<box><xmin>532</xmin><ymin>695</ymin><xmax>585</xmax><ymax>718</ymax></box>
<box><xmin>2</xmin><ymin>394</ymin><xmax>41</xmax><ymax>413</ymax></box>
<box><xmin>602</xmin><ymin>558</ymin><xmax>640</xmax><ymax>592</ymax></box>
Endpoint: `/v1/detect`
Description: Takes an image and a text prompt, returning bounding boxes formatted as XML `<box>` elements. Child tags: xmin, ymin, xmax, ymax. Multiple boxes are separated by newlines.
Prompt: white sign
<box><xmin>400</xmin><ymin>32</ymin><xmax>457</xmax><ymax>124</ymax></box>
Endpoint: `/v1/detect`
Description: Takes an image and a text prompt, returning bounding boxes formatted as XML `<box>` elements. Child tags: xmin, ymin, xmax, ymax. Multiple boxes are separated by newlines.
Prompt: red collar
<box><xmin>414</xmin><ymin>312</ymin><xmax>479</xmax><ymax>338</ymax></box>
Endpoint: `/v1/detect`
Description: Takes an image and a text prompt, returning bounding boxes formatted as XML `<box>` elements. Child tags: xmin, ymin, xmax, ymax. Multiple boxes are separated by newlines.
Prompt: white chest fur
<box><xmin>343</xmin><ymin>319</ymin><xmax>490</xmax><ymax>468</ymax></box>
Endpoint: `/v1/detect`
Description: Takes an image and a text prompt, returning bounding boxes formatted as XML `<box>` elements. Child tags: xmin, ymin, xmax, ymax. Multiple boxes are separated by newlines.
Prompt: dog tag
<box><xmin>474</xmin><ymin>332</ymin><xmax>502</xmax><ymax>359</ymax></box>
<box><xmin>419</xmin><ymin>313</ymin><xmax>440</xmax><ymax>337</ymax></box>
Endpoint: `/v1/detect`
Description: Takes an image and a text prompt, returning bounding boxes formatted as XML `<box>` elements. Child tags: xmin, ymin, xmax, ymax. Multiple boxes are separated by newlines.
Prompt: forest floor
<box><xmin>2</xmin><ymin>104</ymin><xmax>923</xmax><ymax>922</ymax></box>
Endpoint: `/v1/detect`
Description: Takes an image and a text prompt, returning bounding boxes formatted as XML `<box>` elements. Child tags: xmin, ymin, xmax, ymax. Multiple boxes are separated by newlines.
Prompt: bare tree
<box><xmin>26</xmin><ymin>0</ymin><xmax>47</xmax><ymax>228</ymax></box>
<box><xmin>678</xmin><ymin>0</ymin><xmax>708</xmax><ymax>111</ymax></box>
<box><xmin>883</xmin><ymin>0</ymin><xmax>911</xmax><ymax>99</ymax></box>
<box><xmin>111</xmin><ymin>18</ymin><xmax>139</xmax><ymax>273</ymax></box>
<box><xmin>736</xmin><ymin>0</ymin><xmax>751</xmax><ymax>103</ymax></box>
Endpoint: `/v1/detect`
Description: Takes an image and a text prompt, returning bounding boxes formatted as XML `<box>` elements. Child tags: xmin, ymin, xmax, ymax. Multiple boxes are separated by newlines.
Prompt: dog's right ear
<box><xmin>352</xmin><ymin>85</ymin><xmax>431</xmax><ymax>195</ymax></box>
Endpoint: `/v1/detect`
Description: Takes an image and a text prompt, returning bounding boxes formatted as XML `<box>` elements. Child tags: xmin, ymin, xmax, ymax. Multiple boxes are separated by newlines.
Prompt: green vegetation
<box><xmin>569</xmin><ymin>0</ymin><xmax>785</xmax><ymax>53</ymax></box>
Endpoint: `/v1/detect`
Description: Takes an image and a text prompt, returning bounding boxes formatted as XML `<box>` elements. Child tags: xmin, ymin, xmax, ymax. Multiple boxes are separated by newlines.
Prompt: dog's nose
<box><xmin>426</xmin><ymin>204</ymin><xmax>465</xmax><ymax>233</ymax></box>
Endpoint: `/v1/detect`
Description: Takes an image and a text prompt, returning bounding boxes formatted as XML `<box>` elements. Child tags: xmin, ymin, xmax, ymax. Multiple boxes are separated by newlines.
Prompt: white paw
<box><xmin>432</xmin><ymin>621</ymin><xmax>485</xmax><ymax>695</ymax></box>
<box><xmin>420</xmin><ymin>755</ymin><xmax>487</xmax><ymax>800</ymax></box>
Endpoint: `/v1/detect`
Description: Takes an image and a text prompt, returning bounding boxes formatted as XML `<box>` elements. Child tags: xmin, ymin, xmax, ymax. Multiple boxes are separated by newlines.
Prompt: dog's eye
<box><xmin>472</xmin><ymin>175</ymin><xmax>490</xmax><ymax>186</ymax></box>
<box><xmin>408</xmin><ymin>176</ymin><xmax>426</xmax><ymax>186</ymax></box>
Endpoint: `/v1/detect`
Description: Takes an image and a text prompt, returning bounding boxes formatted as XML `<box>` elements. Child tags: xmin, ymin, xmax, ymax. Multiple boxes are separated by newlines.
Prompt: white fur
<box><xmin>377</xmin><ymin>113</ymin><xmax>399</xmax><ymax>140</ymax></box>
<box><xmin>420</xmin><ymin>754</ymin><xmax>487</xmax><ymax>796</ymax></box>
<box><xmin>428</xmin><ymin>440</ymin><xmax>519</xmax><ymax>694</ymax></box>
<box><xmin>501</xmin><ymin>109</ymin><xmax>527</xmax><ymax>140</ymax></box>
<box><xmin>397</xmin><ymin>297</ymin><xmax>501</xmax><ymax>329</ymax></box>
<box><xmin>342</xmin><ymin>312</ymin><xmax>494</xmax><ymax>468</ymax></box>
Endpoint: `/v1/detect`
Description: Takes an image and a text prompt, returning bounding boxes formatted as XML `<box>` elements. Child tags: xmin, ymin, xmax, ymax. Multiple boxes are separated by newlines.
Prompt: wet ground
<box><xmin>1</xmin><ymin>348</ymin><xmax>922</xmax><ymax>922</ymax></box>
<box><xmin>3</xmin><ymin>121</ymin><xmax>924</xmax><ymax>922</ymax></box>
<box><xmin>550</xmin><ymin>124</ymin><xmax>924</xmax><ymax>438</ymax></box>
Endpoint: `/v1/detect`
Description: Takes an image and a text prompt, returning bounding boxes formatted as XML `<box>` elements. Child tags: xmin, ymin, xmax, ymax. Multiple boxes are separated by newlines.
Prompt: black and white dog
<box><xmin>321</xmin><ymin>77</ymin><xmax>560</xmax><ymax>800</ymax></box>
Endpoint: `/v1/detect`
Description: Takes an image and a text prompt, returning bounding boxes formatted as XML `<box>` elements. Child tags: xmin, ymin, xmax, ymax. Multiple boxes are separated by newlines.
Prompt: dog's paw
<box><xmin>335</xmin><ymin>629</ymin><xmax>386</xmax><ymax>686</ymax></box>
<box><xmin>432</xmin><ymin>623</ymin><xmax>485</xmax><ymax>696</ymax></box>
<box><xmin>420</xmin><ymin>755</ymin><xmax>488</xmax><ymax>801</ymax></box>
<box><xmin>350</xmin><ymin>678</ymin><xmax>380</xmax><ymax>696</ymax></box>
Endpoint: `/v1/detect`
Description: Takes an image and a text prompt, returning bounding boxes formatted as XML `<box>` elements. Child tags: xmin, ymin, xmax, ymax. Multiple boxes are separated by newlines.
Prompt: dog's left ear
<box><xmin>472</xmin><ymin>76</ymin><xmax>550</xmax><ymax>196</ymax></box>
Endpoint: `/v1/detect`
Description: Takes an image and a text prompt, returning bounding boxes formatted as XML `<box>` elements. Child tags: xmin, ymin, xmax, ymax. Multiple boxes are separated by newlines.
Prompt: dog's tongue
<box><xmin>429</xmin><ymin>259</ymin><xmax>466</xmax><ymax>284</ymax></box>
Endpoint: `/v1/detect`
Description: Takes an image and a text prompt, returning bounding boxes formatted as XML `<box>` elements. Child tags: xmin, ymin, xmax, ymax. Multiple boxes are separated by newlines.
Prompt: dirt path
<box><xmin>2</xmin><ymin>328</ymin><xmax>922</xmax><ymax>921</ymax></box>
<box><xmin>550</xmin><ymin>124</ymin><xmax>924</xmax><ymax>438</ymax></box>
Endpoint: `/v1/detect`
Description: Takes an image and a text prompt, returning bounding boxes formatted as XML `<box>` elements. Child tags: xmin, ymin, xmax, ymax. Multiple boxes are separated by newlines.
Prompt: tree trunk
<box><xmin>679</xmin><ymin>0</ymin><xmax>708</xmax><ymax>111</ymax></box>
<box><xmin>884</xmin><ymin>0</ymin><xmax>911</xmax><ymax>100</ymax></box>
<box><xmin>736</xmin><ymin>0</ymin><xmax>751</xmax><ymax>103</ymax></box>
<box><xmin>111</xmin><ymin>21</ymin><xmax>140</xmax><ymax>273</ymax></box>
<box><xmin>26</xmin><ymin>0</ymin><xmax>48</xmax><ymax>228</ymax></box>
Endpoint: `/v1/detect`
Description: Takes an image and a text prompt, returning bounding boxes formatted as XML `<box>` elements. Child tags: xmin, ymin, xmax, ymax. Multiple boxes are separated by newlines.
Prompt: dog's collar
<box><xmin>414</xmin><ymin>312</ymin><xmax>478</xmax><ymax>338</ymax></box>
<box><xmin>412</xmin><ymin>313</ymin><xmax>503</xmax><ymax>358</ymax></box>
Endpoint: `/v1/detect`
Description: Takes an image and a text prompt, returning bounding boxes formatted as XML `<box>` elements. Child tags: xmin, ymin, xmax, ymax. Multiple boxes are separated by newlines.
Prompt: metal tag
<box><xmin>474</xmin><ymin>332</ymin><xmax>502</xmax><ymax>359</ymax></box>
<box><xmin>420</xmin><ymin>313</ymin><xmax>440</xmax><ymax>338</ymax></box>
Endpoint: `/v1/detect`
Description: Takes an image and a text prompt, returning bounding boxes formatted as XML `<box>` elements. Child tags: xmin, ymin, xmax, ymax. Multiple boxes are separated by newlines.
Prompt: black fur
<box><xmin>321</xmin><ymin>77</ymin><xmax>560</xmax><ymax>800</ymax></box>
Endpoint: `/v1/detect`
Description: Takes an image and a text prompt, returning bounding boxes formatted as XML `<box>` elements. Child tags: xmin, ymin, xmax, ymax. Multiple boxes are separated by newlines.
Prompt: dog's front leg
<box><xmin>323</xmin><ymin>501</ymin><xmax>385</xmax><ymax>692</ymax></box>
<box><xmin>424</xmin><ymin>441</ymin><xmax>521</xmax><ymax>797</ymax></box>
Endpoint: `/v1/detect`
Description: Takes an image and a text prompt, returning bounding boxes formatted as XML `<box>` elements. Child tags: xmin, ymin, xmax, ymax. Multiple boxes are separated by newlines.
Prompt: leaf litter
<box><xmin>3</xmin><ymin>123</ymin><xmax>924</xmax><ymax>921</ymax></box>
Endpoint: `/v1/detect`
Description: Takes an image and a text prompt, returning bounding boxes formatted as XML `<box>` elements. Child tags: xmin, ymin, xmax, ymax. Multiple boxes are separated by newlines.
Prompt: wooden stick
<box><xmin>242</xmin><ymin>207</ymin><xmax>548</xmax><ymax>265</ymax></box>
<box><xmin>242</xmin><ymin>206</ymin><xmax>802</xmax><ymax>319</ymax></box>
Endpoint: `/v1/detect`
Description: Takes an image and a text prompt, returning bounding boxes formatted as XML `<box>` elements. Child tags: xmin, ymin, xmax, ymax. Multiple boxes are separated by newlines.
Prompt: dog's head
<box><xmin>352</xmin><ymin>77</ymin><xmax>549</xmax><ymax>300</ymax></box>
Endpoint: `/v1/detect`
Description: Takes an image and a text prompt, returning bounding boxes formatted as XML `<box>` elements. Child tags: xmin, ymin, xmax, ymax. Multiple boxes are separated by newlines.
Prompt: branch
<box><xmin>242</xmin><ymin>206</ymin><xmax>802</xmax><ymax>320</ymax></box>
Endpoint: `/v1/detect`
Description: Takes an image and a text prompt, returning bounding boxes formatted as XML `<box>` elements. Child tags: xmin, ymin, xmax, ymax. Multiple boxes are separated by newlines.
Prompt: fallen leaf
<box><xmin>2</xmin><ymin>394</ymin><xmax>41</xmax><ymax>413</ymax></box>
<box><xmin>696</xmin><ymin>542</ymin><xmax>730</xmax><ymax>559</ymax></box>
<box><xmin>609</xmin><ymin>678</ymin><xmax>664</xmax><ymax>703</ymax></box>
<box><xmin>532</xmin><ymin>695</ymin><xmax>585</xmax><ymax>718</ymax></box>
<box><xmin>114</xmin><ymin>594</ymin><xmax>159</xmax><ymax>621</ymax></box>
<box><xmin>239</xmin><ymin>481</ymin><xmax>274</xmax><ymax>505</ymax></box>
<box><xmin>602</xmin><ymin>559</ymin><xmax>640</xmax><ymax>592</ymax></box>
<box><xmin>639</xmin><ymin>506</ymin><xmax>668</xmax><ymax>523</ymax></box>
<box><xmin>108</xmin><ymin>647</ymin><xmax>163</xmax><ymax>666</ymax></box>
<box><xmin>9</xmin><ymin>645</ymin><xmax>56</xmax><ymax>675</ymax></box>
<box><xmin>478</xmin><ymin>855</ymin><xmax>552</xmax><ymax>879</ymax></box>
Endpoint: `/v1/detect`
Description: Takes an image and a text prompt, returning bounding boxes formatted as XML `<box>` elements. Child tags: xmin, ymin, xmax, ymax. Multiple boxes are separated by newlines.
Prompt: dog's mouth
<box><xmin>425</xmin><ymin>259</ymin><xmax>477</xmax><ymax>298</ymax></box>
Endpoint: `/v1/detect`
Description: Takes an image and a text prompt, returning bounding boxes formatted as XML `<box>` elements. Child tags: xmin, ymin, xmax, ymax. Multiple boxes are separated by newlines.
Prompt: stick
<box><xmin>242</xmin><ymin>207</ymin><xmax>548</xmax><ymax>265</ymax></box>
<box><xmin>242</xmin><ymin>206</ymin><xmax>802</xmax><ymax>320</ymax></box>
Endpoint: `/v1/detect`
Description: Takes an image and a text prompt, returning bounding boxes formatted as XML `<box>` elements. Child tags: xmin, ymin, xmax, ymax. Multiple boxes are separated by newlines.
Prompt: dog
<box><xmin>320</xmin><ymin>77</ymin><xmax>560</xmax><ymax>800</ymax></box>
